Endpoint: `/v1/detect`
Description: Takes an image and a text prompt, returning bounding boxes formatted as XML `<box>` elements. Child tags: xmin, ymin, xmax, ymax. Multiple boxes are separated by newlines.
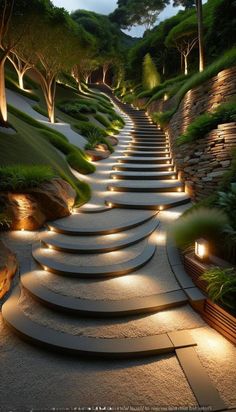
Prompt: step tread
<box><xmin>2</xmin><ymin>288</ymin><xmax>196</xmax><ymax>358</ymax></box>
<box><xmin>109</xmin><ymin>180</ymin><xmax>182</xmax><ymax>189</ymax></box>
<box><xmin>32</xmin><ymin>240</ymin><xmax>156</xmax><ymax>277</ymax></box>
<box><xmin>41</xmin><ymin>217</ymin><xmax>159</xmax><ymax>253</ymax></box>
<box><xmin>106</xmin><ymin>192</ymin><xmax>190</xmax><ymax>210</ymax></box>
<box><xmin>21</xmin><ymin>274</ymin><xmax>188</xmax><ymax>315</ymax></box>
<box><xmin>48</xmin><ymin>209</ymin><xmax>157</xmax><ymax>235</ymax></box>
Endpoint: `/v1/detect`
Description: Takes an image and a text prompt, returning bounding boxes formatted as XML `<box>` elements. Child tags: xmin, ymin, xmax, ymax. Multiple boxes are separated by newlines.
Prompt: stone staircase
<box><xmin>2</xmin><ymin>86</ymin><xmax>206</xmax><ymax>359</ymax></box>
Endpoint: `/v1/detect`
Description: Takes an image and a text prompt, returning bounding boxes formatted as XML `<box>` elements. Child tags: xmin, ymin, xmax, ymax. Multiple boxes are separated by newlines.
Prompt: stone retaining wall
<box><xmin>135</xmin><ymin>66</ymin><xmax>236</xmax><ymax>200</ymax></box>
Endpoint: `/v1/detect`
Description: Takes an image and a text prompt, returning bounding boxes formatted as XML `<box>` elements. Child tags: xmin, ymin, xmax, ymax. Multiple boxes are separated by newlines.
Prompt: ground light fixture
<box><xmin>195</xmin><ymin>238</ymin><xmax>209</xmax><ymax>261</ymax></box>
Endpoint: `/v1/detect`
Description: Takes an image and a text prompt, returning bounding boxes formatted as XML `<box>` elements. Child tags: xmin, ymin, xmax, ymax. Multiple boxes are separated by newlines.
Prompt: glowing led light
<box><xmin>166</xmin><ymin>161</ymin><xmax>170</xmax><ymax>164</ymax></box>
<box><xmin>195</xmin><ymin>238</ymin><xmax>209</xmax><ymax>261</ymax></box>
<box><xmin>108</xmin><ymin>202</ymin><xmax>113</xmax><ymax>207</ymax></box>
<box><xmin>21</xmin><ymin>228</ymin><xmax>25</xmax><ymax>232</ymax></box>
<box><xmin>159</xmin><ymin>206</ymin><xmax>164</xmax><ymax>211</ymax></box>
<box><xmin>177</xmin><ymin>187</ymin><xmax>182</xmax><ymax>192</ymax></box>
<box><xmin>171</xmin><ymin>176</ymin><xmax>175</xmax><ymax>180</ymax></box>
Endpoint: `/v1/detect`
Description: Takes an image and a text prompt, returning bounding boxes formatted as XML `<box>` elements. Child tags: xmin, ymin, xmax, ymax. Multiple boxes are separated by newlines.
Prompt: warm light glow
<box><xmin>159</xmin><ymin>206</ymin><xmax>164</xmax><ymax>211</ymax></box>
<box><xmin>21</xmin><ymin>228</ymin><xmax>25</xmax><ymax>232</ymax></box>
<box><xmin>168</xmin><ymin>168</ymin><xmax>172</xmax><ymax>171</ymax></box>
<box><xmin>164</xmin><ymin>93</ymin><xmax>168</xmax><ymax>101</ymax></box>
<box><xmin>177</xmin><ymin>187</ymin><xmax>182</xmax><ymax>192</ymax></box>
<box><xmin>195</xmin><ymin>238</ymin><xmax>209</xmax><ymax>260</ymax></box>
<box><xmin>108</xmin><ymin>202</ymin><xmax>112</xmax><ymax>207</ymax></box>
<box><xmin>171</xmin><ymin>176</ymin><xmax>175</xmax><ymax>180</ymax></box>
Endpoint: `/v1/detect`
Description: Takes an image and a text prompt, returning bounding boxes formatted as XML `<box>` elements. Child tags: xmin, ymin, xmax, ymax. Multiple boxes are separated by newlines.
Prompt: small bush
<box><xmin>66</xmin><ymin>151</ymin><xmax>95</xmax><ymax>174</ymax></box>
<box><xmin>123</xmin><ymin>94</ymin><xmax>136</xmax><ymax>104</ymax></box>
<box><xmin>74</xmin><ymin>121</ymin><xmax>107</xmax><ymax>138</ymax></box>
<box><xmin>171</xmin><ymin>207</ymin><xmax>228</xmax><ymax>249</ymax></box>
<box><xmin>57</xmin><ymin>100</ymin><xmax>97</xmax><ymax>116</ymax></box>
<box><xmin>94</xmin><ymin>114</ymin><xmax>111</xmax><ymax>128</ymax></box>
<box><xmin>200</xmin><ymin>267</ymin><xmax>236</xmax><ymax>310</ymax></box>
<box><xmin>0</xmin><ymin>165</ymin><xmax>56</xmax><ymax>191</ymax></box>
<box><xmin>38</xmin><ymin>129</ymin><xmax>71</xmax><ymax>155</ymax></box>
<box><xmin>176</xmin><ymin>102</ymin><xmax>236</xmax><ymax>145</ymax></box>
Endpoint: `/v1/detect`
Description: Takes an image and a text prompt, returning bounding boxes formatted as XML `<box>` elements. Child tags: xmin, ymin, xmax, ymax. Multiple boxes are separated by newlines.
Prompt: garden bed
<box><xmin>183</xmin><ymin>252</ymin><xmax>236</xmax><ymax>345</ymax></box>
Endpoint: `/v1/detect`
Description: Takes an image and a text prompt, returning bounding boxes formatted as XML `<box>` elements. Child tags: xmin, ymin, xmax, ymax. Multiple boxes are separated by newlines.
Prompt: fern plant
<box><xmin>200</xmin><ymin>267</ymin><xmax>236</xmax><ymax>310</ymax></box>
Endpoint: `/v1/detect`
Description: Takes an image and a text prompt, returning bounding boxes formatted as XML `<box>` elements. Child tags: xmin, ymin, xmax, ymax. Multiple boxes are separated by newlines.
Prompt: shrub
<box><xmin>170</xmin><ymin>207</ymin><xmax>228</xmax><ymax>249</ymax></box>
<box><xmin>0</xmin><ymin>165</ymin><xmax>56</xmax><ymax>191</ymax></box>
<box><xmin>94</xmin><ymin>114</ymin><xmax>111</xmax><ymax>128</ymax></box>
<box><xmin>123</xmin><ymin>94</ymin><xmax>136</xmax><ymax>104</ymax></box>
<box><xmin>200</xmin><ymin>267</ymin><xmax>236</xmax><ymax>310</ymax></box>
<box><xmin>74</xmin><ymin>121</ymin><xmax>107</xmax><ymax>138</ymax></box>
<box><xmin>176</xmin><ymin>102</ymin><xmax>236</xmax><ymax>145</ymax></box>
<box><xmin>66</xmin><ymin>151</ymin><xmax>95</xmax><ymax>174</ymax></box>
<box><xmin>142</xmin><ymin>53</ymin><xmax>161</xmax><ymax>91</ymax></box>
<box><xmin>57</xmin><ymin>100</ymin><xmax>97</xmax><ymax>116</ymax></box>
<box><xmin>37</xmin><ymin>129</ymin><xmax>71</xmax><ymax>155</ymax></box>
<box><xmin>85</xmin><ymin>130</ymin><xmax>114</xmax><ymax>153</ymax></box>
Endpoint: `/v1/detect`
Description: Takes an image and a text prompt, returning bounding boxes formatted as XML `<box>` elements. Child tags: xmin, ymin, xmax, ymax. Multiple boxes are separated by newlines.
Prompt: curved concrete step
<box><xmin>108</xmin><ymin>180</ymin><xmax>184</xmax><ymax>193</ymax></box>
<box><xmin>118</xmin><ymin>156</ymin><xmax>172</xmax><ymax>164</ymax></box>
<box><xmin>32</xmin><ymin>240</ymin><xmax>156</xmax><ymax>278</ymax></box>
<box><xmin>110</xmin><ymin>171</ymin><xmax>177</xmax><ymax>180</ymax></box>
<box><xmin>106</xmin><ymin>192</ymin><xmax>190</xmax><ymax>210</ymax></box>
<box><xmin>113</xmin><ymin>164</ymin><xmax>175</xmax><ymax>172</ymax></box>
<box><xmin>48</xmin><ymin>209</ymin><xmax>157</xmax><ymax>235</ymax></box>
<box><xmin>41</xmin><ymin>217</ymin><xmax>159</xmax><ymax>253</ymax></box>
<box><xmin>2</xmin><ymin>288</ymin><xmax>195</xmax><ymax>358</ymax></box>
<box><xmin>21</xmin><ymin>273</ymin><xmax>188</xmax><ymax>316</ymax></box>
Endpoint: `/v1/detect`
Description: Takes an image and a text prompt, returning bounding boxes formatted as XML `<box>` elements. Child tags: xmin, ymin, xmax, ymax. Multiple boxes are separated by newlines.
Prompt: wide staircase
<box><xmin>2</xmin><ymin>85</ymin><xmax>227</xmax><ymax>410</ymax></box>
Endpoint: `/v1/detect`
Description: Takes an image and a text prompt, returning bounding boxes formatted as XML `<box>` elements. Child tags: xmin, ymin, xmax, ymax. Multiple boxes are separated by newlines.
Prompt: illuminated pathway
<box><xmin>1</xmin><ymin>86</ymin><xmax>236</xmax><ymax>410</ymax></box>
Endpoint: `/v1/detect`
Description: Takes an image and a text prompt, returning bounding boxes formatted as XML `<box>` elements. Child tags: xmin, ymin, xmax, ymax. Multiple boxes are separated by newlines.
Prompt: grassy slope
<box><xmin>0</xmin><ymin>112</ymin><xmax>90</xmax><ymax>206</ymax></box>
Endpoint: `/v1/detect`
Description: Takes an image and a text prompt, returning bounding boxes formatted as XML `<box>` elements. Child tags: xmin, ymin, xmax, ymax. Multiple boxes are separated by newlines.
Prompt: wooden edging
<box><xmin>183</xmin><ymin>253</ymin><xmax>236</xmax><ymax>345</ymax></box>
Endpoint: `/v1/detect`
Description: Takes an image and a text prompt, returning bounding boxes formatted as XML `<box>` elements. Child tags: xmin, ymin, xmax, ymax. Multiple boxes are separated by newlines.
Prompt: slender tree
<box><xmin>165</xmin><ymin>17</ymin><xmax>198</xmax><ymax>75</ymax></box>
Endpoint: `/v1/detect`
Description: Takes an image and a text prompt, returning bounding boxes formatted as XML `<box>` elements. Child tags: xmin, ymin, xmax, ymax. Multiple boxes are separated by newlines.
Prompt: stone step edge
<box><xmin>47</xmin><ymin>211</ymin><xmax>158</xmax><ymax>236</ymax></box>
<box><xmin>41</xmin><ymin>218</ymin><xmax>159</xmax><ymax>254</ymax></box>
<box><xmin>105</xmin><ymin>196</ymin><xmax>190</xmax><ymax>211</ymax></box>
<box><xmin>21</xmin><ymin>275</ymin><xmax>188</xmax><ymax>316</ymax></box>
<box><xmin>110</xmin><ymin>172</ymin><xmax>177</xmax><ymax>181</ymax></box>
<box><xmin>107</xmin><ymin>183</ymin><xmax>184</xmax><ymax>194</ymax></box>
<box><xmin>2</xmin><ymin>288</ymin><xmax>196</xmax><ymax>358</ymax></box>
<box><xmin>32</xmin><ymin>241</ymin><xmax>156</xmax><ymax>278</ymax></box>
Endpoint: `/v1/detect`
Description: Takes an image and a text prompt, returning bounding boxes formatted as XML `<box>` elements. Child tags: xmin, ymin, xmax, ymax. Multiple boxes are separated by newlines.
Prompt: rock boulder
<box><xmin>0</xmin><ymin>241</ymin><xmax>18</xmax><ymax>299</ymax></box>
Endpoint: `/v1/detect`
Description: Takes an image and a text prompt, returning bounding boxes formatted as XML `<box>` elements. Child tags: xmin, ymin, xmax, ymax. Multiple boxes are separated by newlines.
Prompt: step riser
<box><xmin>118</xmin><ymin>159</ymin><xmax>172</xmax><ymax>165</ymax></box>
<box><xmin>113</xmin><ymin>166</ymin><xmax>174</xmax><ymax>172</ymax></box>
<box><xmin>107</xmin><ymin>186</ymin><xmax>184</xmax><ymax>194</ymax></box>
<box><xmin>125</xmin><ymin>152</ymin><xmax>170</xmax><ymax>157</ymax></box>
<box><xmin>110</xmin><ymin>174</ymin><xmax>177</xmax><ymax>181</ymax></box>
<box><xmin>106</xmin><ymin>198</ymin><xmax>190</xmax><ymax>210</ymax></box>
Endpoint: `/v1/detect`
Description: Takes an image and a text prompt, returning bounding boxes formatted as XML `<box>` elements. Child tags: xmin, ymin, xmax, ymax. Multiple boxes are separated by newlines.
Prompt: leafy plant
<box><xmin>0</xmin><ymin>165</ymin><xmax>56</xmax><ymax>191</ymax></box>
<box><xmin>170</xmin><ymin>207</ymin><xmax>228</xmax><ymax>249</ymax></box>
<box><xmin>218</xmin><ymin>183</ymin><xmax>236</xmax><ymax>228</ymax></box>
<box><xmin>176</xmin><ymin>101</ymin><xmax>236</xmax><ymax>145</ymax></box>
<box><xmin>200</xmin><ymin>267</ymin><xmax>236</xmax><ymax>310</ymax></box>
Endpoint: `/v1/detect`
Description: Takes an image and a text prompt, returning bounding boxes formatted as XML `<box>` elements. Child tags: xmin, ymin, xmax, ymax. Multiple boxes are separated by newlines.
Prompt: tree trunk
<box><xmin>103</xmin><ymin>66</ymin><xmax>108</xmax><ymax>84</ymax></box>
<box><xmin>184</xmin><ymin>55</ymin><xmax>188</xmax><ymax>75</ymax></box>
<box><xmin>0</xmin><ymin>56</ymin><xmax>8</xmax><ymax>125</ymax></box>
<box><xmin>196</xmin><ymin>0</ymin><xmax>205</xmax><ymax>72</ymax></box>
<box><xmin>39</xmin><ymin>76</ymin><xmax>56</xmax><ymax>123</ymax></box>
<box><xmin>18</xmin><ymin>71</ymin><xmax>24</xmax><ymax>90</ymax></box>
